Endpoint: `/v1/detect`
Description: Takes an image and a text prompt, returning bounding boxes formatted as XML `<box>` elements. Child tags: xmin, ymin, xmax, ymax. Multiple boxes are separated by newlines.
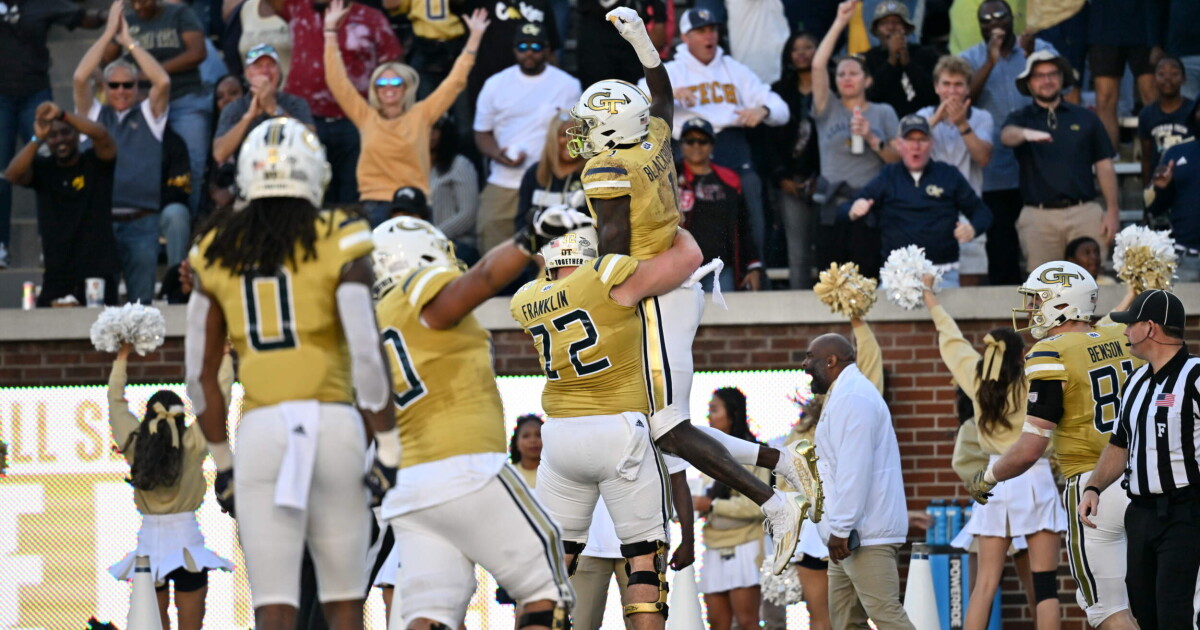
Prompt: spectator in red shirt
<box><xmin>263</xmin><ymin>0</ymin><xmax>402</xmax><ymax>203</ymax></box>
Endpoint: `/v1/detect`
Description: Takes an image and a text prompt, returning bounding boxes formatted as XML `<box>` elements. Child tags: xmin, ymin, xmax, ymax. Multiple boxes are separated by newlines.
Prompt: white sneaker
<box><xmin>764</xmin><ymin>491</ymin><xmax>809</xmax><ymax>575</ymax></box>
<box><xmin>0</xmin><ymin>243</ymin><xmax>8</xmax><ymax>269</ymax></box>
<box><xmin>775</xmin><ymin>440</ymin><xmax>823</xmax><ymax>523</ymax></box>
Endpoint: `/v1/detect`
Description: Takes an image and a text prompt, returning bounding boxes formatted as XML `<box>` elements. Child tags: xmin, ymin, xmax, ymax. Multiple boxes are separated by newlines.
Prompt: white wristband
<box><xmin>375</xmin><ymin>427</ymin><xmax>402</xmax><ymax>468</ymax></box>
<box><xmin>207</xmin><ymin>441</ymin><xmax>233</xmax><ymax>472</ymax></box>
<box><xmin>1022</xmin><ymin>420</ymin><xmax>1055</xmax><ymax>439</ymax></box>
<box><xmin>983</xmin><ymin>462</ymin><xmax>998</xmax><ymax>485</ymax></box>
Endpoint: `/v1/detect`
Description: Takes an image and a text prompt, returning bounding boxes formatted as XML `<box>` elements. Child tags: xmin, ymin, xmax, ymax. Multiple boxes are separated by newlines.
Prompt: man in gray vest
<box><xmin>72</xmin><ymin>8</ymin><xmax>170</xmax><ymax>305</ymax></box>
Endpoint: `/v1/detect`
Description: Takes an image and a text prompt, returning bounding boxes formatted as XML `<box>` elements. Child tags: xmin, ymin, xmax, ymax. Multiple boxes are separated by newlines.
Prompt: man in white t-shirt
<box><xmin>724</xmin><ymin>0</ymin><xmax>790</xmax><ymax>84</ymax></box>
<box><xmin>915</xmin><ymin>54</ymin><xmax>994</xmax><ymax>285</ymax></box>
<box><xmin>474</xmin><ymin>23</ymin><xmax>582</xmax><ymax>254</ymax></box>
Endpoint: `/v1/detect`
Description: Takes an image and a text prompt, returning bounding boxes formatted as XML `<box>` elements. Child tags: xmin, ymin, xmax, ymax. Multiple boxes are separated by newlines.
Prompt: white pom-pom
<box><xmin>89</xmin><ymin>307</ymin><xmax>126</xmax><ymax>353</ymax></box>
<box><xmin>120</xmin><ymin>303</ymin><xmax>166</xmax><ymax>356</ymax></box>
<box><xmin>759</xmin><ymin>558</ymin><xmax>803</xmax><ymax>606</ymax></box>
<box><xmin>879</xmin><ymin>245</ymin><xmax>940</xmax><ymax>310</ymax></box>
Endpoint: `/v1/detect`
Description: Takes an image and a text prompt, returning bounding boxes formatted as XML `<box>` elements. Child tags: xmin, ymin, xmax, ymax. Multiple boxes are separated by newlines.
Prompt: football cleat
<box><xmin>776</xmin><ymin>440</ymin><xmax>823</xmax><ymax>523</ymax></box>
<box><xmin>764</xmin><ymin>491</ymin><xmax>809</xmax><ymax>575</ymax></box>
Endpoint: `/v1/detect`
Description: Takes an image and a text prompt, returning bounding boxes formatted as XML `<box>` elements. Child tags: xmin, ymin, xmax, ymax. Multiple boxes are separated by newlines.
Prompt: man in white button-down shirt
<box><xmin>803</xmin><ymin>333</ymin><xmax>914</xmax><ymax>630</ymax></box>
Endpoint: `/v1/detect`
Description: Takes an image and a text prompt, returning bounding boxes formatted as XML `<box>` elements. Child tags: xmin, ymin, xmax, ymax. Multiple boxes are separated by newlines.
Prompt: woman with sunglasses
<box><xmin>323</xmin><ymin>0</ymin><xmax>490</xmax><ymax>227</ymax></box>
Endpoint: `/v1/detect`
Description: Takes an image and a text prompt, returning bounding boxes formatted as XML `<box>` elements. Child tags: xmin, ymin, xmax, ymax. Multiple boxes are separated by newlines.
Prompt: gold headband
<box><xmin>981</xmin><ymin>334</ymin><xmax>1006</xmax><ymax>382</ymax></box>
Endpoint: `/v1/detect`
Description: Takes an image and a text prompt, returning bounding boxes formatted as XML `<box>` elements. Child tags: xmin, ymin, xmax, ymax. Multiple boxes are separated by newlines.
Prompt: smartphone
<box><xmin>848</xmin><ymin>528</ymin><xmax>861</xmax><ymax>551</ymax></box>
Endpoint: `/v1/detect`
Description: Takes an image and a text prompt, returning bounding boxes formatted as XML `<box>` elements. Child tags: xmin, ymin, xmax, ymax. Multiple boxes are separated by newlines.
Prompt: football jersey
<box><xmin>581</xmin><ymin>116</ymin><xmax>681</xmax><ymax>260</ymax></box>
<box><xmin>1024</xmin><ymin>322</ymin><xmax>1143</xmax><ymax>478</ymax></box>
<box><xmin>375</xmin><ymin>265</ymin><xmax>506</xmax><ymax>468</ymax></box>
<box><xmin>510</xmin><ymin>254</ymin><xmax>651</xmax><ymax>417</ymax></box>
<box><xmin>189</xmin><ymin>210</ymin><xmax>372</xmax><ymax>411</ymax></box>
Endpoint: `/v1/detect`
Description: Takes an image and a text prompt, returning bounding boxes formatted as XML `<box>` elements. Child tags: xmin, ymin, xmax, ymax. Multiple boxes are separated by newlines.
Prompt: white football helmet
<box><xmin>567</xmin><ymin>80</ymin><xmax>651</xmax><ymax>158</ymax></box>
<box><xmin>1013</xmin><ymin>261</ymin><xmax>1099</xmax><ymax>339</ymax></box>
<box><xmin>236</xmin><ymin>117</ymin><xmax>331</xmax><ymax>208</ymax></box>
<box><xmin>540</xmin><ymin>226</ymin><xmax>600</xmax><ymax>274</ymax></box>
<box><xmin>371</xmin><ymin>217</ymin><xmax>460</xmax><ymax>298</ymax></box>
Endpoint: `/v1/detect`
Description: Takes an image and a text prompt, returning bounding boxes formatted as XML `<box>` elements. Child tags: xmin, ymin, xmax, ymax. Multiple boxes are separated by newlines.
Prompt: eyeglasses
<box><xmin>978</xmin><ymin>10</ymin><xmax>1009</xmax><ymax>21</ymax></box>
<box><xmin>682</xmin><ymin>137</ymin><xmax>712</xmax><ymax>146</ymax></box>
<box><xmin>516</xmin><ymin>42</ymin><xmax>545</xmax><ymax>52</ymax></box>
<box><xmin>1030</xmin><ymin>71</ymin><xmax>1061</xmax><ymax>81</ymax></box>
<box><xmin>374</xmin><ymin>77</ymin><xmax>405</xmax><ymax>88</ymax></box>
<box><xmin>107</xmin><ymin>81</ymin><xmax>136</xmax><ymax>90</ymax></box>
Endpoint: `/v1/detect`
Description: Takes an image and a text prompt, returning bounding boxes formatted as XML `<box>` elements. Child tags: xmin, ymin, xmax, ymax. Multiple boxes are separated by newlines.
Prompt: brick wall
<box><xmin>8</xmin><ymin>314</ymin><xmax>1185</xmax><ymax>629</ymax></box>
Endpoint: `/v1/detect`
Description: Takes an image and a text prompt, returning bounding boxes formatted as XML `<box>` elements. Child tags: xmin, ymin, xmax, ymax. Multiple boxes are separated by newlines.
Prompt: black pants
<box><xmin>983</xmin><ymin>188</ymin><xmax>1024</xmax><ymax>285</ymax></box>
<box><xmin>1125</xmin><ymin>496</ymin><xmax>1200</xmax><ymax>629</ymax></box>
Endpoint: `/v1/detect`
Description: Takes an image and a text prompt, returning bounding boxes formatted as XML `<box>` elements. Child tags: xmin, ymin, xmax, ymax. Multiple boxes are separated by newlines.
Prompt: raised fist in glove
<box><xmin>515</xmin><ymin>204</ymin><xmax>595</xmax><ymax>255</ymax></box>
<box><xmin>365</xmin><ymin>456</ymin><xmax>397</xmax><ymax>507</ymax></box>
<box><xmin>968</xmin><ymin>469</ymin><xmax>996</xmax><ymax>505</ymax></box>
<box><xmin>215</xmin><ymin>468</ymin><xmax>236</xmax><ymax>517</ymax></box>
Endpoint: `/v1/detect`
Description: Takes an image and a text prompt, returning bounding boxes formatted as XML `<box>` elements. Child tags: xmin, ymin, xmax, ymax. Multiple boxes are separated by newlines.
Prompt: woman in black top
<box><xmin>770</xmin><ymin>32</ymin><xmax>821</xmax><ymax>289</ymax></box>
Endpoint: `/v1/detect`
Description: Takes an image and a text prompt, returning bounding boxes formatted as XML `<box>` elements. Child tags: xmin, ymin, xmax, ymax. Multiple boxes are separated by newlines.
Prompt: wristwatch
<box><xmin>959</xmin><ymin>125</ymin><xmax>973</xmax><ymax>136</ymax></box>
<box><xmin>30</xmin><ymin>135</ymin><xmax>44</xmax><ymax>145</ymax></box>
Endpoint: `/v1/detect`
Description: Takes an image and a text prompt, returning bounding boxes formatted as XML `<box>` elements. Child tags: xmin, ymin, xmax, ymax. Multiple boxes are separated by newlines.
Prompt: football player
<box><xmin>565</xmin><ymin>7</ymin><xmax>816</xmax><ymax>573</ymax></box>
<box><xmin>186</xmin><ymin>117</ymin><xmax>395</xmax><ymax>630</ymax></box>
<box><xmin>371</xmin><ymin>212</ymin><xmax>588</xmax><ymax>630</ymax></box>
<box><xmin>971</xmin><ymin>262</ymin><xmax>1139</xmax><ymax>630</ymax></box>
<box><xmin>510</xmin><ymin>226</ymin><xmax>705</xmax><ymax>628</ymax></box>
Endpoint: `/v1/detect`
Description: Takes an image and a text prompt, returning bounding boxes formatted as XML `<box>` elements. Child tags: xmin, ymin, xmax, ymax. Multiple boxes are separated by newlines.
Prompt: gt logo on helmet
<box><xmin>587</xmin><ymin>91</ymin><xmax>631</xmax><ymax>114</ymax></box>
<box><xmin>1037</xmin><ymin>267</ymin><xmax>1082</xmax><ymax>287</ymax></box>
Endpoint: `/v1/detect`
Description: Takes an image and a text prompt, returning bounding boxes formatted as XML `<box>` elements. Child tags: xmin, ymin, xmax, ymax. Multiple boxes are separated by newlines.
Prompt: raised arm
<box><xmin>63</xmin><ymin>104</ymin><xmax>117</xmax><ymax>161</ymax></box>
<box><xmin>322</xmin><ymin>0</ymin><xmax>371</xmax><ymax>125</ymax></box>
<box><xmin>610</xmin><ymin>229</ymin><xmax>703</xmax><ymax>305</ymax></box>
<box><xmin>107</xmin><ymin>345</ymin><xmax>141</xmax><ymax>455</ymax></box>
<box><xmin>813</xmin><ymin>0</ymin><xmax>857</xmax><ymax>117</ymax></box>
<box><xmin>607</xmin><ymin>7</ymin><xmax>672</xmax><ymax>123</ymax></box>
<box><xmin>420</xmin><ymin>241</ymin><xmax>533</xmax><ymax>329</ymax></box>
<box><xmin>75</xmin><ymin>2</ymin><xmax>124</xmax><ymax>115</ymax></box>
<box><xmin>419</xmin><ymin>10</ymin><xmax>488</xmax><ymax>122</ymax></box>
<box><xmin>115</xmin><ymin>15</ymin><xmax>171</xmax><ymax>119</ymax></box>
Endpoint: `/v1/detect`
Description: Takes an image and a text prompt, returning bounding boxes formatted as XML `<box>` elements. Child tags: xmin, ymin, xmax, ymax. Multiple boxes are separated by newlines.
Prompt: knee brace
<box><xmin>1032</xmin><ymin>570</ymin><xmax>1058</xmax><ymax>603</ymax></box>
<box><xmin>518</xmin><ymin>604</ymin><xmax>570</xmax><ymax>630</ymax></box>
<box><xmin>563</xmin><ymin>540</ymin><xmax>586</xmax><ymax>577</ymax></box>
<box><xmin>619</xmin><ymin>540</ymin><xmax>670</xmax><ymax>620</ymax></box>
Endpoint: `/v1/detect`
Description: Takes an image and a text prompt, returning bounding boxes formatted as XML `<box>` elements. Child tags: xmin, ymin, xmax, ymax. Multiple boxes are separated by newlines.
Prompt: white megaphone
<box><xmin>127</xmin><ymin>556</ymin><xmax>163</xmax><ymax>630</ymax></box>
<box><xmin>903</xmin><ymin>543</ymin><xmax>941</xmax><ymax>630</ymax></box>
<box><xmin>666</xmin><ymin>565</ymin><xmax>704</xmax><ymax>630</ymax></box>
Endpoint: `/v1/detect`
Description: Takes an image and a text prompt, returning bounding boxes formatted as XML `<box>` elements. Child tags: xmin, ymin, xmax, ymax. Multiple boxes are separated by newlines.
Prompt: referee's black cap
<box><xmin>1110</xmin><ymin>289</ymin><xmax>1186</xmax><ymax>329</ymax></box>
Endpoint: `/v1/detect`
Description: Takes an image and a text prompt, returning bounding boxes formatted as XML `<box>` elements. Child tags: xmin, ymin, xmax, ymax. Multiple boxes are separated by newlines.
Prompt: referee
<box><xmin>1077</xmin><ymin>289</ymin><xmax>1197</xmax><ymax>630</ymax></box>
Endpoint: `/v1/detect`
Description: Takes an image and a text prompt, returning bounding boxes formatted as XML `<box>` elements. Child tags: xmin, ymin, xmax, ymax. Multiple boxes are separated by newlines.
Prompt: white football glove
<box><xmin>534</xmin><ymin>204</ymin><xmax>595</xmax><ymax>237</ymax></box>
<box><xmin>606</xmin><ymin>7</ymin><xmax>660</xmax><ymax>68</ymax></box>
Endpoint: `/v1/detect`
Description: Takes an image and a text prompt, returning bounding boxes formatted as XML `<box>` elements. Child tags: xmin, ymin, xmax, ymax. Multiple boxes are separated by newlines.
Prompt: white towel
<box><xmin>274</xmin><ymin>400</ymin><xmax>320</xmax><ymax>510</ymax></box>
<box><xmin>615</xmin><ymin>412</ymin><xmax>651</xmax><ymax>481</ymax></box>
<box><xmin>683</xmin><ymin>258</ymin><xmax>727</xmax><ymax>309</ymax></box>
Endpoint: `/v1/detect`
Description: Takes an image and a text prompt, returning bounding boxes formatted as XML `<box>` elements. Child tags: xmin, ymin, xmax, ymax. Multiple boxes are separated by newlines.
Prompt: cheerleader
<box><xmin>510</xmin><ymin>414</ymin><xmax>544</xmax><ymax>489</ymax></box>
<box><xmin>922</xmin><ymin>277</ymin><xmax>1065</xmax><ymax>630</ymax></box>
<box><xmin>107</xmin><ymin>343</ymin><xmax>234</xmax><ymax>630</ymax></box>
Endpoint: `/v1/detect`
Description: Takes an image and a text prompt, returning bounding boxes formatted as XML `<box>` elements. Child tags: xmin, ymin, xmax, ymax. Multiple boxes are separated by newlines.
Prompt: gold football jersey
<box><xmin>510</xmin><ymin>254</ymin><xmax>651</xmax><ymax>418</ymax></box>
<box><xmin>375</xmin><ymin>265</ymin><xmax>506</xmax><ymax>468</ymax></box>
<box><xmin>581</xmin><ymin>116</ymin><xmax>681</xmax><ymax>260</ymax></box>
<box><xmin>1024</xmin><ymin>322</ymin><xmax>1143</xmax><ymax>478</ymax></box>
<box><xmin>189</xmin><ymin>210</ymin><xmax>372</xmax><ymax>411</ymax></box>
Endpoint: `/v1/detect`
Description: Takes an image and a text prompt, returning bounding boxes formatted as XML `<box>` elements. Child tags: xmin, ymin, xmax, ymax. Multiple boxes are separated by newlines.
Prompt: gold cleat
<box><xmin>786</xmin><ymin>439</ymin><xmax>823</xmax><ymax>523</ymax></box>
<box><xmin>766</xmin><ymin>491</ymin><xmax>811</xmax><ymax>575</ymax></box>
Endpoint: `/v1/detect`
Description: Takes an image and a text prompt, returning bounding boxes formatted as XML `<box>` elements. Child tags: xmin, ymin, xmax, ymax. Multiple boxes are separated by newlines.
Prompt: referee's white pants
<box><xmin>1064</xmin><ymin>471</ymin><xmax>1131</xmax><ymax>627</ymax></box>
<box><xmin>388</xmin><ymin>466</ymin><xmax>574</xmax><ymax>629</ymax></box>
<box><xmin>234</xmin><ymin>402</ymin><xmax>371</xmax><ymax>609</ymax></box>
<box><xmin>537</xmin><ymin>413</ymin><xmax>671</xmax><ymax>545</ymax></box>
<box><xmin>640</xmin><ymin>283</ymin><xmax>705</xmax><ymax>441</ymax></box>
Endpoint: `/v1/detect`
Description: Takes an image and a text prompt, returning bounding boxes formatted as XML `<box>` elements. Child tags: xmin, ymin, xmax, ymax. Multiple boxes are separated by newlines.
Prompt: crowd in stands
<box><xmin>2</xmin><ymin>0</ymin><xmax>1199</xmax><ymax>306</ymax></box>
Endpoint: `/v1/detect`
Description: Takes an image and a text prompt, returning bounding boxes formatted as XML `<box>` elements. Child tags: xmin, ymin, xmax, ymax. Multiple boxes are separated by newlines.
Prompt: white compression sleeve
<box><xmin>335</xmin><ymin>283</ymin><xmax>391</xmax><ymax>413</ymax></box>
<box><xmin>698</xmin><ymin>425</ymin><xmax>760</xmax><ymax>465</ymax></box>
<box><xmin>184</xmin><ymin>290</ymin><xmax>212</xmax><ymax>416</ymax></box>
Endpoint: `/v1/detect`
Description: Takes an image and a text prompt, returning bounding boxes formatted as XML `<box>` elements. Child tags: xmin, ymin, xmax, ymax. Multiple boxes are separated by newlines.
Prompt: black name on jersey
<box><xmin>1087</xmin><ymin>340</ymin><xmax>1126</xmax><ymax>364</ymax></box>
<box><xmin>521</xmin><ymin>289</ymin><xmax>571</xmax><ymax>320</ymax></box>
<box><xmin>642</xmin><ymin>144</ymin><xmax>673</xmax><ymax>182</ymax></box>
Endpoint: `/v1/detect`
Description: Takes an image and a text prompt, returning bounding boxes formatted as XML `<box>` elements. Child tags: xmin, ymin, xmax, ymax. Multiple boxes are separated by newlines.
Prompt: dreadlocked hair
<box><xmin>124</xmin><ymin>389</ymin><xmax>187</xmax><ymax>492</ymax></box>
<box><xmin>975</xmin><ymin>327</ymin><xmax>1025</xmax><ymax>437</ymax></box>
<box><xmin>200</xmin><ymin>197</ymin><xmax>329</xmax><ymax>275</ymax></box>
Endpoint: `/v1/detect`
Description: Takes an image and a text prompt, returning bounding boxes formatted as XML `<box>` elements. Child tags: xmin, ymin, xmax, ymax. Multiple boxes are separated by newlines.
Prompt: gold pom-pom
<box><xmin>813</xmin><ymin>262</ymin><xmax>878</xmax><ymax>319</ymax></box>
<box><xmin>1118</xmin><ymin>245</ymin><xmax>1174</xmax><ymax>293</ymax></box>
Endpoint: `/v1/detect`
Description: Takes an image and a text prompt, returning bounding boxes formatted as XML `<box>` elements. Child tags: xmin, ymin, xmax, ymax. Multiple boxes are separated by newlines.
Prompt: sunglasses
<box><xmin>516</xmin><ymin>42</ymin><xmax>545</xmax><ymax>52</ymax></box>
<box><xmin>107</xmin><ymin>81</ymin><xmax>136</xmax><ymax>90</ymax></box>
<box><xmin>682</xmin><ymin>137</ymin><xmax>712</xmax><ymax>146</ymax></box>
<box><xmin>374</xmin><ymin>77</ymin><xmax>405</xmax><ymax>88</ymax></box>
<box><xmin>246</xmin><ymin>45</ymin><xmax>278</xmax><ymax>63</ymax></box>
<box><xmin>978</xmin><ymin>10</ymin><xmax>1009</xmax><ymax>21</ymax></box>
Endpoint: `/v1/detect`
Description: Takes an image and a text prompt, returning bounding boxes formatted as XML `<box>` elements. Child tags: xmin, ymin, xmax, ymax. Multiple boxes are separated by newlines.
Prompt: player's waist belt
<box><xmin>1031</xmin><ymin>197</ymin><xmax>1089</xmax><ymax>209</ymax></box>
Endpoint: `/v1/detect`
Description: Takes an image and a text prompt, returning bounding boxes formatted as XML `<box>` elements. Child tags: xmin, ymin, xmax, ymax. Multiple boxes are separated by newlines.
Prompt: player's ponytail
<box><xmin>125</xmin><ymin>390</ymin><xmax>188</xmax><ymax>492</ymax></box>
<box><xmin>975</xmin><ymin>327</ymin><xmax>1025</xmax><ymax>436</ymax></box>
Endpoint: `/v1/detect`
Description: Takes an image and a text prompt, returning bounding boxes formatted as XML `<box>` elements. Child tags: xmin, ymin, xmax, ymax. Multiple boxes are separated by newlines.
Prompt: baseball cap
<box><xmin>389</xmin><ymin>187</ymin><xmax>430</xmax><ymax>220</ymax></box>
<box><xmin>899</xmin><ymin>114</ymin><xmax>931</xmax><ymax>137</ymax></box>
<box><xmin>680</xmin><ymin>117</ymin><xmax>714</xmax><ymax>139</ymax></box>
<box><xmin>245</xmin><ymin>44</ymin><xmax>281</xmax><ymax>66</ymax></box>
<box><xmin>1109</xmin><ymin>289</ymin><xmax>1186</xmax><ymax>329</ymax></box>
<box><xmin>514</xmin><ymin>22</ymin><xmax>549</xmax><ymax>45</ymax></box>
<box><xmin>679</xmin><ymin>8</ymin><xmax>719</xmax><ymax>34</ymax></box>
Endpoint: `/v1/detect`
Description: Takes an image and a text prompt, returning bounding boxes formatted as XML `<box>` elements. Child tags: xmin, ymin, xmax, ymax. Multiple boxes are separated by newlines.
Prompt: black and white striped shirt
<box><xmin>1111</xmin><ymin>350</ymin><xmax>1200</xmax><ymax>496</ymax></box>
